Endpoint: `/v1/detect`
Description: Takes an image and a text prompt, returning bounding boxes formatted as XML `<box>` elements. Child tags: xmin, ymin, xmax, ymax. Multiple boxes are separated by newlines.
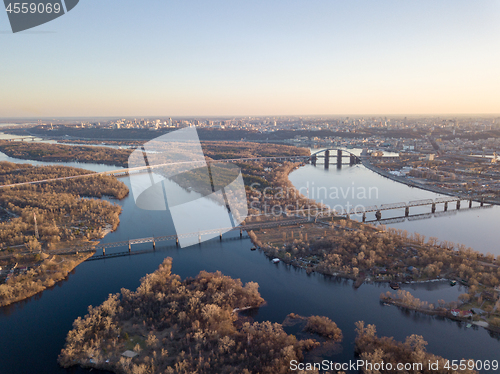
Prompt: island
<box><xmin>58</xmin><ymin>258</ymin><xmax>341</xmax><ymax>373</ymax></box>
<box><xmin>0</xmin><ymin>161</ymin><xmax>129</xmax><ymax>307</ymax></box>
<box><xmin>58</xmin><ymin>258</ymin><xmax>481</xmax><ymax>374</ymax></box>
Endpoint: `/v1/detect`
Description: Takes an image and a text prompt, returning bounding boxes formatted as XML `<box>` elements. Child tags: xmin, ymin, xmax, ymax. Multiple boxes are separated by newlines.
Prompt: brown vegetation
<box><xmin>0</xmin><ymin>140</ymin><xmax>131</xmax><ymax>167</ymax></box>
<box><xmin>0</xmin><ymin>162</ymin><xmax>127</xmax><ymax>249</ymax></box>
<box><xmin>0</xmin><ymin>252</ymin><xmax>93</xmax><ymax>307</ymax></box>
<box><xmin>355</xmin><ymin>321</ymin><xmax>478</xmax><ymax>374</ymax></box>
<box><xmin>59</xmin><ymin>258</ymin><xmax>327</xmax><ymax>374</ymax></box>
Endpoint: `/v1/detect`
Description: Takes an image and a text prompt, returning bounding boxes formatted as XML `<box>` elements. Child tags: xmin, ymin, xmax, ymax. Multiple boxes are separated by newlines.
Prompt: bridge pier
<box><xmin>480</xmin><ymin>198</ymin><xmax>484</xmax><ymax>207</ymax></box>
<box><xmin>311</xmin><ymin>155</ymin><xmax>317</xmax><ymax>166</ymax></box>
<box><xmin>456</xmin><ymin>200</ymin><xmax>460</xmax><ymax>210</ymax></box>
<box><xmin>431</xmin><ymin>203</ymin><xmax>436</xmax><ymax>213</ymax></box>
<box><xmin>444</xmin><ymin>202</ymin><xmax>448</xmax><ymax>211</ymax></box>
<box><xmin>102</xmin><ymin>248</ymin><xmax>105</xmax><ymax>256</ymax></box>
<box><xmin>405</xmin><ymin>206</ymin><xmax>410</xmax><ymax>217</ymax></box>
<box><xmin>128</xmin><ymin>241</ymin><xmax>131</xmax><ymax>252</ymax></box>
<box><xmin>350</xmin><ymin>154</ymin><xmax>356</xmax><ymax>166</ymax></box>
<box><xmin>337</xmin><ymin>150</ymin><xmax>342</xmax><ymax>168</ymax></box>
<box><xmin>176</xmin><ymin>236</ymin><xmax>179</xmax><ymax>246</ymax></box>
<box><xmin>469</xmin><ymin>200</ymin><xmax>472</xmax><ymax>208</ymax></box>
<box><xmin>375</xmin><ymin>210</ymin><xmax>382</xmax><ymax>220</ymax></box>
<box><xmin>362</xmin><ymin>213</ymin><xmax>366</xmax><ymax>222</ymax></box>
<box><xmin>220</xmin><ymin>232</ymin><xmax>222</xmax><ymax>241</ymax></box>
<box><xmin>199</xmin><ymin>233</ymin><xmax>201</xmax><ymax>244</ymax></box>
<box><xmin>240</xmin><ymin>228</ymin><xmax>243</xmax><ymax>238</ymax></box>
<box><xmin>153</xmin><ymin>238</ymin><xmax>156</xmax><ymax>250</ymax></box>
<box><xmin>324</xmin><ymin>150</ymin><xmax>329</xmax><ymax>169</ymax></box>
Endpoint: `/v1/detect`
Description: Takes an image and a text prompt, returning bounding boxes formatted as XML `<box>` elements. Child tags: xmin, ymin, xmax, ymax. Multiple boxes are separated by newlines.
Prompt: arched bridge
<box><xmin>309</xmin><ymin>148</ymin><xmax>362</xmax><ymax>169</ymax></box>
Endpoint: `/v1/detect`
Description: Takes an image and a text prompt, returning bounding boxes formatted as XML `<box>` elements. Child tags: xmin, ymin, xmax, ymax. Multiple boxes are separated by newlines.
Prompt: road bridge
<box><xmin>42</xmin><ymin>218</ymin><xmax>310</xmax><ymax>259</ymax></box>
<box><xmin>291</xmin><ymin>195</ymin><xmax>491</xmax><ymax>221</ymax></box>
<box><xmin>310</xmin><ymin>149</ymin><xmax>362</xmax><ymax>169</ymax></box>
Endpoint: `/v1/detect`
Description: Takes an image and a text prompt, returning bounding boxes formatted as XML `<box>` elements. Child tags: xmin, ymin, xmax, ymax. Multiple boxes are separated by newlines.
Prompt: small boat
<box><xmin>390</xmin><ymin>282</ymin><xmax>400</xmax><ymax>290</ymax></box>
<box><xmin>450</xmin><ymin>280</ymin><xmax>457</xmax><ymax>286</ymax></box>
<box><xmin>272</xmin><ymin>258</ymin><xmax>280</xmax><ymax>264</ymax></box>
<box><xmin>250</xmin><ymin>246</ymin><xmax>256</xmax><ymax>251</ymax></box>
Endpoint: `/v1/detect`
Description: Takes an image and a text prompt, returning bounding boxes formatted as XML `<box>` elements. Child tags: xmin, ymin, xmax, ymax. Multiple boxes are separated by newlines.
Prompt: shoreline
<box><xmin>0</xmin><ymin>251</ymin><xmax>94</xmax><ymax>308</ymax></box>
<box><xmin>361</xmin><ymin>157</ymin><xmax>500</xmax><ymax>206</ymax></box>
<box><xmin>247</xmin><ymin>158</ymin><xmax>500</xmax><ymax>334</ymax></box>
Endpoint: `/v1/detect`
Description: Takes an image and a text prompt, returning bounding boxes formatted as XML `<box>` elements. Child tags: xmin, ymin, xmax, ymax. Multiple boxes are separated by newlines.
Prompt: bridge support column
<box><xmin>337</xmin><ymin>150</ymin><xmax>342</xmax><ymax>168</ymax></box>
<box><xmin>362</xmin><ymin>213</ymin><xmax>366</xmax><ymax>222</ymax></box>
<box><xmin>240</xmin><ymin>228</ymin><xmax>243</xmax><ymax>238</ymax></box>
<box><xmin>324</xmin><ymin>150</ymin><xmax>329</xmax><ymax>169</ymax></box>
<box><xmin>103</xmin><ymin>248</ymin><xmax>105</xmax><ymax>256</ymax></box>
<box><xmin>220</xmin><ymin>232</ymin><xmax>222</xmax><ymax>241</ymax></box>
<box><xmin>431</xmin><ymin>203</ymin><xmax>436</xmax><ymax>213</ymax></box>
<box><xmin>375</xmin><ymin>210</ymin><xmax>381</xmax><ymax>220</ymax></box>
<box><xmin>350</xmin><ymin>154</ymin><xmax>356</xmax><ymax>166</ymax></box>
<box><xmin>444</xmin><ymin>202</ymin><xmax>448</xmax><ymax>211</ymax></box>
<box><xmin>176</xmin><ymin>236</ymin><xmax>179</xmax><ymax>246</ymax></box>
<box><xmin>311</xmin><ymin>155</ymin><xmax>317</xmax><ymax>166</ymax></box>
<box><xmin>405</xmin><ymin>206</ymin><xmax>410</xmax><ymax>217</ymax></box>
<box><xmin>128</xmin><ymin>242</ymin><xmax>131</xmax><ymax>252</ymax></box>
<box><xmin>480</xmin><ymin>199</ymin><xmax>484</xmax><ymax>207</ymax></box>
<box><xmin>469</xmin><ymin>200</ymin><xmax>472</xmax><ymax>208</ymax></box>
<box><xmin>199</xmin><ymin>233</ymin><xmax>201</xmax><ymax>244</ymax></box>
<box><xmin>456</xmin><ymin>200</ymin><xmax>460</xmax><ymax>210</ymax></box>
<box><xmin>153</xmin><ymin>239</ymin><xmax>156</xmax><ymax>250</ymax></box>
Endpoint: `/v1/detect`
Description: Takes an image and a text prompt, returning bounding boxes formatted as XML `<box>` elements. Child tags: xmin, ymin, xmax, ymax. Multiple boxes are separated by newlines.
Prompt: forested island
<box><xmin>59</xmin><ymin>258</ymin><xmax>482</xmax><ymax>374</ymax></box>
<box><xmin>58</xmin><ymin>258</ymin><xmax>342</xmax><ymax>374</ymax></box>
<box><xmin>0</xmin><ymin>161</ymin><xmax>128</xmax><ymax>307</ymax></box>
<box><xmin>0</xmin><ymin>140</ymin><xmax>131</xmax><ymax>167</ymax></box>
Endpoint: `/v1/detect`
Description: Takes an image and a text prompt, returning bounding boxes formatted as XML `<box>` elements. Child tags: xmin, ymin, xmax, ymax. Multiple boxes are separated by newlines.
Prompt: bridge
<box><xmin>5</xmin><ymin>136</ymin><xmax>39</xmax><ymax>142</ymax></box>
<box><xmin>2</xmin><ymin>195</ymin><xmax>491</xmax><ymax>262</ymax></box>
<box><xmin>59</xmin><ymin>196</ymin><xmax>492</xmax><ymax>262</ymax></box>
<box><xmin>0</xmin><ymin>154</ymin><xmax>319</xmax><ymax>188</ymax></box>
<box><xmin>44</xmin><ymin>217</ymin><xmax>309</xmax><ymax>260</ymax></box>
<box><xmin>364</xmin><ymin>203</ymin><xmax>494</xmax><ymax>225</ymax></box>
<box><xmin>310</xmin><ymin>149</ymin><xmax>362</xmax><ymax>169</ymax></box>
<box><xmin>286</xmin><ymin>195</ymin><xmax>490</xmax><ymax>221</ymax></box>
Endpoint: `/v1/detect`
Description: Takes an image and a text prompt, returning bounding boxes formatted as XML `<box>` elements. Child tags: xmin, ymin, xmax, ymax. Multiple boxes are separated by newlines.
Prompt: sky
<box><xmin>1</xmin><ymin>0</ymin><xmax>500</xmax><ymax>118</ymax></box>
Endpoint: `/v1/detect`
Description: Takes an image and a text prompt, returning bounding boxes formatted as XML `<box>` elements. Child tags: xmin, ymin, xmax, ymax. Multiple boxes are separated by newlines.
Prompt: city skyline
<box><xmin>1</xmin><ymin>0</ymin><xmax>500</xmax><ymax>117</ymax></box>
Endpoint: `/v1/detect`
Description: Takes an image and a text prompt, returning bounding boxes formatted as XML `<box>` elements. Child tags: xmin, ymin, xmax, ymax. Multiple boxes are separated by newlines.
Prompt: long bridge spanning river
<box><xmin>30</xmin><ymin>196</ymin><xmax>490</xmax><ymax>262</ymax></box>
<box><xmin>286</xmin><ymin>194</ymin><xmax>491</xmax><ymax>221</ymax></box>
<box><xmin>0</xmin><ymin>149</ymin><xmax>360</xmax><ymax>188</ymax></box>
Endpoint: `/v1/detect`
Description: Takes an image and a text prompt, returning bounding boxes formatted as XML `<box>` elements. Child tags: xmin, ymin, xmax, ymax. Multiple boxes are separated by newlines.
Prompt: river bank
<box><xmin>361</xmin><ymin>158</ymin><xmax>500</xmax><ymax>206</ymax></box>
<box><xmin>0</xmin><ymin>251</ymin><xmax>94</xmax><ymax>308</ymax></box>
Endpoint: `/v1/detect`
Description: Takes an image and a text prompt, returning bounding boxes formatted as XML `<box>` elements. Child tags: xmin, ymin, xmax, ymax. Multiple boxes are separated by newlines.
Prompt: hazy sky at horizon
<box><xmin>1</xmin><ymin>0</ymin><xmax>500</xmax><ymax>117</ymax></box>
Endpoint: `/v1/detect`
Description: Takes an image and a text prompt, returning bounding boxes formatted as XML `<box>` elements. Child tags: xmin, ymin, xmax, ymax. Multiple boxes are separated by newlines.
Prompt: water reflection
<box><xmin>290</xmin><ymin>161</ymin><xmax>500</xmax><ymax>255</ymax></box>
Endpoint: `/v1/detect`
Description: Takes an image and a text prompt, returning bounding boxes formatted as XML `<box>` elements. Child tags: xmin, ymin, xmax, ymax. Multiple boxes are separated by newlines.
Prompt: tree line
<box><xmin>59</xmin><ymin>258</ymin><xmax>330</xmax><ymax>374</ymax></box>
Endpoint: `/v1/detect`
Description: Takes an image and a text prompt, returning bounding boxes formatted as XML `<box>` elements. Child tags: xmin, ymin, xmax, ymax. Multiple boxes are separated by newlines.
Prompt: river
<box><xmin>0</xmin><ymin>148</ymin><xmax>499</xmax><ymax>374</ymax></box>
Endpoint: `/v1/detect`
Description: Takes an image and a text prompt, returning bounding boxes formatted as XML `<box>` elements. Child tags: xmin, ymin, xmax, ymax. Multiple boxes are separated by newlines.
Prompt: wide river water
<box><xmin>0</xmin><ymin>148</ymin><xmax>499</xmax><ymax>374</ymax></box>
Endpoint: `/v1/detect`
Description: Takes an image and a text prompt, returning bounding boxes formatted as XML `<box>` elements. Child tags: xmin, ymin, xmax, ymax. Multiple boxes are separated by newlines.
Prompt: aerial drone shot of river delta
<box><xmin>2</xmin><ymin>1</ymin><xmax>500</xmax><ymax>373</ymax></box>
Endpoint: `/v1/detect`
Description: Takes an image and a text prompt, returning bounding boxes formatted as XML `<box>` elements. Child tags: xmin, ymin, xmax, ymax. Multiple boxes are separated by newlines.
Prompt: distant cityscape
<box><xmin>25</xmin><ymin>115</ymin><xmax>500</xmax><ymax>156</ymax></box>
